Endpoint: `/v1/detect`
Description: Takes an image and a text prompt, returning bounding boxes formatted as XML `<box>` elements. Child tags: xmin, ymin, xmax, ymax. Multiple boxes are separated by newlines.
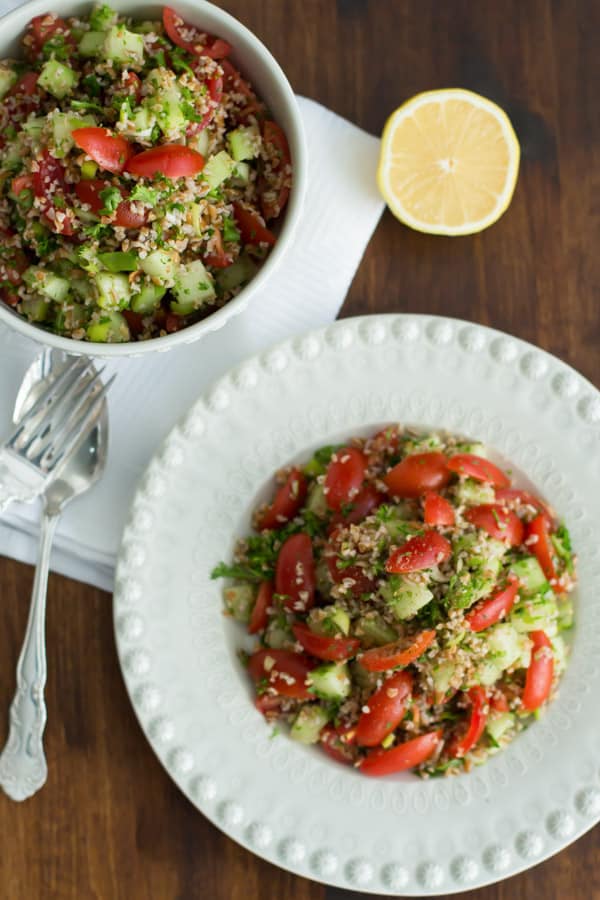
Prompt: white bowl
<box><xmin>0</xmin><ymin>0</ymin><xmax>307</xmax><ymax>357</ymax></box>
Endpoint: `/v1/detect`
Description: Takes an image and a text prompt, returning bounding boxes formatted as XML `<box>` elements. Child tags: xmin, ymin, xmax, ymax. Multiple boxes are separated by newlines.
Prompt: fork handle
<box><xmin>0</xmin><ymin>510</ymin><xmax>58</xmax><ymax>801</ymax></box>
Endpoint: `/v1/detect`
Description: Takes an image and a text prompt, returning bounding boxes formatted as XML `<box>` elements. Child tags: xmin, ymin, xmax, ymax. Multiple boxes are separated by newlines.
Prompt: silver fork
<box><xmin>0</xmin><ymin>357</ymin><xmax>113</xmax><ymax>514</ymax></box>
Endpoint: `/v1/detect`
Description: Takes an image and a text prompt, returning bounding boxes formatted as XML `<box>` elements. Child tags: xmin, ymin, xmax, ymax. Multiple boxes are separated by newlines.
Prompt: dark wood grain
<box><xmin>1</xmin><ymin>1</ymin><xmax>599</xmax><ymax>898</ymax></box>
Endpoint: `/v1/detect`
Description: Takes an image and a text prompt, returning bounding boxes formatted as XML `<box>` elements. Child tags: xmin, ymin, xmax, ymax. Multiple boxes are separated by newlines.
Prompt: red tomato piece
<box><xmin>122</xmin><ymin>70</ymin><xmax>142</xmax><ymax>103</ymax></box>
<box><xmin>256</xmin><ymin>468</ymin><xmax>307</xmax><ymax>530</ymax></box>
<box><xmin>261</xmin><ymin>120</ymin><xmax>291</xmax><ymax>220</ymax></box>
<box><xmin>275</xmin><ymin>533</ymin><xmax>315</xmax><ymax>612</ymax></box>
<box><xmin>324</xmin><ymin>529</ymin><xmax>377</xmax><ymax>597</ymax></box>
<box><xmin>330</xmin><ymin>484</ymin><xmax>383</xmax><ymax>529</ymax></box>
<box><xmin>10</xmin><ymin>71</ymin><xmax>39</xmax><ymax>97</ymax></box>
<box><xmin>447</xmin><ymin>453</ymin><xmax>510</xmax><ymax>488</ymax></box>
<box><xmin>72</xmin><ymin>128</ymin><xmax>132</xmax><ymax>174</ymax></box>
<box><xmin>324</xmin><ymin>447</ymin><xmax>367</xmax><ymax>512</ymax></box>
<box><xmin>423</xmin><ymin>491</ymin><xmax>455</xmax><ymax>526</ymax></box>
<box><xmin>254</xmin><ymin>693</ymin><xmax>283</xmax><ymax>719</ymax></box>
<box><xmin>248</xmin><ymin>580</ymin><xmax>273</xmax><ymax>634</ymax></box>
<box><xmin>292</xmin><ymin>622</ymin><xmax>360</xmax><ymax>662</ymax></box>
<box><xmin>187</xmin><ymin>75</ymin><xmax>224</xmax><ymax>134</ymax></box>
<box><xmin>162</xmin><ymin>7</ymin><xmax>231</xmax><ymax>57</ymax></box>
<box><xmin>465</xmin><ymin>504</ymin><xmax>524</xmax><ymax>547</ymax></box>
<box><xmin>203</xmin><ymin>229</ymin><xmax>232</xmax><ymax>268</ymax></box>
<box><xmin>125</xmin><ymin>144</ymin><xmax>204</xmax><ymax>179</ymax></box>
<box><xmin>448</xmin><ymin>686</ymin><xmax>488</xmax><ymax>758</ymax></box>
<box><xmin>490</xmin><ymin>690</ymin><xmax>509</xmax><ymax>713</ymax></box>
<box><xmin>360</xmin><ymin>730</ymin><xmax>442</xmax><ymax>776</ymax></box>
<box><xmin>28</xmin><ymin>14</ymin><xmax>72</xmax><ymax>55</ymax></box>
<box><xmin>232</xmin><ymin>202</ymin><xmax>276</xmax><ymax>246</ymax></box>
<box><xmin>248</xmin><ymin>649</ymin><xmax>313</xmax><ymax>700</ymax></box>
<box><xmin>74</xmin><ymin>179</ymin><xmax>147</xmax><ymax>229</ymax></box>
<box><xmin>386</xmin><ymin>531</ymin><xmax>452</xmax><ymax>573</ymax></box>
<box><xmin>495</xmin><ymin>488</ymin><xmax>555</xmax><ymax>528</ymax></box>
<box><xmin>122</xmin><ymin>310</ymin><xmax>144</xmax><ymax>336</ymax></box>
<box><xmin>165</xmin><ymin>313</ymin><xmax>184</xmax><ymax>332</ymax></box>
<box><xmin>354</xmin><ymin>670</ymin><xmax>413</xmax><ymax>747</ymax></box>
<box><xmin>465</xmin><ymin>578</ymin><xmax>520</xmax><ymax>632</ymax></box>
<box><xmin>522</xmin><ymin>630</ymin><xmax>554</xmax><ymax>711</ymax></box>
<box><xmin>221</xmin><ymin>59</ymin><xmax>255</xmax><ymax>98</ymax></box>
<box><xmin>384</xmin><ymin>452</ymin><xmax>450</xmax><ymax>498</ymax></box>
<box><xmin>11</xmin><ymin>174</ymin><xmax>33</xmax><ymax>195</ymax></box>
<box><xmin>360</xmin><ymin>630</ymin><xmax>436</xmax><ymax>673</ymax></box>
<box><xmin>526</xmin><ymin>514</ymin><xmax>557</xmax><ymax>582</ymax></box>
<box><xmin>320</xmin><ymin>725</ymin><xmax>357</xmax><ymax>765</ymax></box>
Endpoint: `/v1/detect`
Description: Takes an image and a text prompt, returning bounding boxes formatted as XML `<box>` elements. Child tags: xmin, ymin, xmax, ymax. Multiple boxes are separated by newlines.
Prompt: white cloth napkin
<box><xmin>0</xmin><ymin>96</ymin><xmax>385</xmax><ymax>591</ymax></box>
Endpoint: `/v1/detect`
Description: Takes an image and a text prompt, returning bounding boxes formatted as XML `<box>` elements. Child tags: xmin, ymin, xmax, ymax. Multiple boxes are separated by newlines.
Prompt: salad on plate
<box><xmin>0</xmin><ymin>5</ymin><xmax>291</xmax><ymax>342</ymax></box>
<box><xmin>213</xmin><ymin>426</ymin><xmax>576</xmax><ymax>777</ymax></box>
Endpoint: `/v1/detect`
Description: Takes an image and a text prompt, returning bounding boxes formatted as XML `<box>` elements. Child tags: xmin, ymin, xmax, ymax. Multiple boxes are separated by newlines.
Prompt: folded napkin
<box><xmin>0</xmin><ymin>97</ymin><xmax>384</xmax><ymax>591</ymax></box>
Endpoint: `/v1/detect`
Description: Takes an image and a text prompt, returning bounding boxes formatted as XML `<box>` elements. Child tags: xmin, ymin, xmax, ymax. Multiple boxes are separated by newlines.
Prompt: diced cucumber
<box><xmin>52</xmin><ymin>112</ymin><xmax>96</xmax><ymax>158</ymax></box>
<box><xmin>354</xmin><ymin>613</ymin><xmax>398</xmax><ymax>648</ymax></box>
<box><xmin>171</xmin><ymin>259</ymin><xmax>216</xmax><ymax>313</ymax></box>
<box><xmin>486</xmin><ymin>711</ymin><xmax>515</xmax><ymax>743</ymax></box>
<box><xmin>308</xmin><ymin>662</ymin><xmax>351</xmax><ymax>700</ymax></box>
<box><xmin>485</xmin><ymin>623</ymin><xmax>523</xmax><ymax>670</ymax></box>
<box><xmin>510</xmin><ymin>556</ymin><xmax>548</xmax><ymax>597</ymax></box>
<box><xmin>189</xmin><ymin>129</ymin><xmax>210</xmax><ymax>157</ymax></box>
<box><xmin>71</xmin><ymin>278</ymin><xmax>94</xmax><ymax>300</ymax></box>
<box><xmin>517</xmin><ymin>633</ymin><xmax>532</xmax><ymax>668</ymax></box>
<box><xmin>557</xmin><ymin>596</ymin><xmax>574</xmax><ymax>631</ymax></box>
<box><xmin>264</xmin><ymin>618</ymin><xmax>293</xmax><ymax>649</ymax></box>
<box><xmin>77</xmin><ymin>244</ymin><xmax>102</xmax><ymax>274</ymax></box>
<box><xmin>232</xmin><ymin>161</ymin><xmax>251</xmax><ymax>185</ymax></box>
<box><xmin>446</xmin><ymin>535</ymin><xmax>506</xmax><ymax>609</ymax></box>
<box><xmin>381</xmin><ymin>575</ymin><xmax>433</xmax><ymax>620</ymax></box>
<box><xmin>78</xmin><ymin>30</ymin><xmax>105</xmax><ymax>57</ymax></box>
<box><xmin>38</xmin><ymin>60</ymin><xmax>79</xmax><ymax>99</ymax></box>
<box><xmin>23</xmin><ymin>116</ymin><xmax>46</xmax><ymax>140</ymax></box>
<box><xmin>94</xmin><ymin>272</ymin><xmax>131</xmax><ymax>310</ymax></box>
<box><xmin>80</xmin><ymin>160</ymin><xmax>98</xmax><ymax>179</ymax></box>
<box><xmin>474</xmin><ymin>659</ymin><xmax>504</xmax><ymax>687</ymax></box>
<box><xmin>151</xmin><ymin>90</ymin><xmax>185</xmax><ymax>138</ymax></box>
<box><xmin>131</xmin><ymin>282</ymin><xmax>166</xmax><ymax>314</ymax></box>
<box><xmin>227</xmin><ymin>125</ymin><xmax>260</xmax><ymax>161</ymax></box>
<box><xmin>104</xmin><ymin>25</ymin><xmax>145</xmax><ymax>65</ymax></box>
<box><xmin>64</xmin><ymin>303</ymin><xmax>89</xmax><ymax>330</ymax></box>
<box><xmin>350</xmin><ymin>660</ymin><xmax>379</xmax><ymax>691</ymax></box>
<box><xmin>203</xmin><ymin>150</ymin><xmax>235</xmax><ymax>189</ymax></box>
<box><xmin>454</xmin><ymin>478</ymin><xmax>495</xmax><ymax>506</ymax></box>
<box><xmin>223</xmin><ymin>582</ymin><xmax>255</xmax><ymax>623</ymax></box>
<box><xmin>23</xmin><ymin>266</ymin><xmax>70</xmax><ymax>302</ymax></box>
<box><xmin>119</xmin><ymin>104</ymin><xmax>156</xmax><ymax>141</ymax></box>
<box><xmin>377</xmin><ymin>506</ymin><xmax>420</xmax><ymax>542</ymax></box>
<box><xmin>551</xmin><ymin>634</ymin><xmax>568</xmax><ymax>675</ymax></box>
<box><xmin>304</xmin><ymin>482</ymin><xmax>328</xmax><ymax>517</ymax></box>
<box><xmin>432</xmin><ymin>659</ymin><xmax>459</xmax><ymax>697</ymax></box>
<box><xmin>308</xmin><ymin>605</ymin><xmax>350</xmax><ymax>637</ymax></box>
<box><xmin>510</xmin><ymin>594</ymin><xmax>558</xmax><ymax>635</ymax></box>
<box><xmin>99</xmin><ymin>251</ymin><xmax>139</xmax><ymax>272</ymax></box>
<box><xmin>290</xmin><ymin>705</ymin><xmax>330</xmax><ymax>744</ymax></box>
<box><xmin>402</xmin><ymin>434</ymin><xmax>443</xmax><ymax>455</ymax></box>
<box><xmin>216</xmin><ymin>254</ymin><xmax>258</xmax><ymax>293</ymax></box>
<box><xmin>87</xmin><ymin>311</ymin><xmax>130</xmax><ymax>342</ymax></box>
<box><xmin>315</xmin><ymin>557</ymin><xmax>333</xmax><ymax>599</ymax></box>
<box><xmin>89</xmin><ymin>3</ymin><xmax>118</xmax><ymax>31</ymax></box>
<box><xmin>139</xmin><ymin>249</ymin><xmax>179</xmax><ymax>285</ymax></box>
<box><xmin>0</xmin><ymin>64</ymin><xmax>17</xmax><ymax>99</ymax></box>
<box><xmin>21</xmin><ymin>298</ymin><xmax>50</xmax><ymax>322</ymax></box>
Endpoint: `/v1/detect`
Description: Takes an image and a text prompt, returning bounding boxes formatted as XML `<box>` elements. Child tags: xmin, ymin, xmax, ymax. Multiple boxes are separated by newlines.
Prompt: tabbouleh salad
<box><xmin>0</xmin><ymin>5</ymin><xmax>291</xmax><ymax>342</ymax></box>
<box><xmin>213</xmin><ymin>426</ymin><xmax>576</xmax><ymax>777</ymax></box>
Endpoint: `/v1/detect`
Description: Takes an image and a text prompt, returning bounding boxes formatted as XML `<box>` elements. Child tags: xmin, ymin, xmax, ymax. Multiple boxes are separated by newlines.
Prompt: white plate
<box><xmin>114</xmin><ymin>315</ymin><xmax>600</xmax><ymax>895</ymax></box>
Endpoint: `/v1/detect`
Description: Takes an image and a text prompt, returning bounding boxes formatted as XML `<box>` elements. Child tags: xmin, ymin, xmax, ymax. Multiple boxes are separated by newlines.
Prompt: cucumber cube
<box><xmin>223</xmin><ymin>583</ymin><xmax>255</xmax><ymax>623</ymax></box>
<box><xmin>104</xmin><ymin>25</ymin><xmax>145</xmax><ymax>66</ymax></box>
<box><xmin>381</xmin><ymin>575</ymin><xmax>433</xmax><ymax>620</ymax></box>
<box><xmin>89</xmin><ymin>3</ymin><xmax>118</xmax><ymax>31</ymax></box>
<box><xmin>38</xmin><ymin>60</ymin><xmax>79</xmax><ymax>99</ymax></box>
<box><xmin>23</xmin><ymin>266</ymin><xmax>70</xmax><ymax>302</ymax></box>
<box><xmin>227</xmin><ymin>125</ymin><xmax>260</xmax><ymax>161</ymax></box>
<box><xmin>95</xmin><ymin>272</ymin><xmax>131</xmax><ymax>309</ymax></box>
<box><xmin>203</xmin><ymin>150</ymin><xmax>235</xmax><ymax>189</ymax></box>
<box><xmin>509</xmin><ymin>556</ymin><xmax>548</xmax><ymax>596</ymax></box>
<box><xmin>87</xmin><ymin>311</ymin><xmax>130</xmax><ymax>342</ymax></box>
<box><xmin>52</xmin><ymin>112</ymin><xmax>96</xmax><ymax>158</ymax></box>
<box><xmin>78</xmin><ymin>30</ymin><xmax>105</xmax><ymax>57</ymax></box>
<box><xmin>290</xmin><ymin>705</ymin><xmax>329</xmax><ymax>744</ymax></box>
<box><xmin>171</xmin><ymin>259</ymin><xmax>216</xmax><ymax>313</ymax></box>
<box><xmin>21</xmin><ymin>298</ymin><xmax>50</xmax><ymax>322</ymax></box>
<box><xmin>98</xmin><ymin>251</ymin><xmax>139</xmax><ymax>272</ymax></box>
<box><xmin>131</xmin><ymin>282</ymin><xmax>166</xmax><ymax>314</ymax></box>
<box><xmin>354</xmin><ymin>613</ymin><xmax>398</xmax><ymax>648</ymax></box>
<box><xmin>120</xmin><ymin>104</ymin><xmax>156</xmax><ymax>141</ymax></box>
<box><xmin>486</xmin><ymin>711</ymin><xmax>515</xmax><ymax>743</ymax></box>
<box><xmin>139</xmin><ymin>249</ymin><xmax>179</xmax><ymax>285</ymax></box>
<box><xmin>216</xmin><ymin>254</ymin><xmax>257</xmax><ymax>293</ymax></box>
<box><xmin>308</xmin><ymin>662</ymin><xmax>351</xmax><ymax>700</ymax></box>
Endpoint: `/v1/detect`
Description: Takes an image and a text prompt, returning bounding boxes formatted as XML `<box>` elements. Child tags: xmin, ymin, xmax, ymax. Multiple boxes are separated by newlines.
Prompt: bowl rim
<box><xmin>0</xmin><ymin>0</ymin><xmax>307</xmax><ymax>357</ymax></box>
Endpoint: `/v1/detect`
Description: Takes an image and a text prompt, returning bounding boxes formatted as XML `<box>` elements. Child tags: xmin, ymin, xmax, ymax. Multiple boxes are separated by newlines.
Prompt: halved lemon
<box><xmin>377</xmin><ymin>88</ymin><xmax>520</xmax><ymax>236</ymax></box>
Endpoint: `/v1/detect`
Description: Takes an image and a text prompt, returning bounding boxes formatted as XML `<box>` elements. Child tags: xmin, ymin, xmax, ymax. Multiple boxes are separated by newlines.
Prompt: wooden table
<box><xmin>1</xmin><ymin>1</ymin><xmax>599</xmax><ymax>897</ymax></box>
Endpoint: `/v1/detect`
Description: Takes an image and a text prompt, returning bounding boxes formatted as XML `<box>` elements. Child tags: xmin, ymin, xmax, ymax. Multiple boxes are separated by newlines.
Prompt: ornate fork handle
<box><xmin>0</xmin><ymin>512</ymin><xmax>57</xmax><ymax>800</ymax></box>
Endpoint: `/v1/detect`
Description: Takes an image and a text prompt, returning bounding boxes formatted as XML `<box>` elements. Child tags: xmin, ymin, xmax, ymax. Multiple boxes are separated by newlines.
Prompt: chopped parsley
<box><xmin>99</xmin><ymin>186</ymin><xmax>122</xmax><ymax>216</ymax></box>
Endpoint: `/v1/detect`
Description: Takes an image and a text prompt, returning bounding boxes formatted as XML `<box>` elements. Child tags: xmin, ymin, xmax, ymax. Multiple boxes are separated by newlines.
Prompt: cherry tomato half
<box><xmin>359</xmin><ymin>630</ymin><xmax>436</xmax><ymax>673</ymax></box>
<box><xmin>324</xmin><ymin>529</ymin><xmax>377</xmax><ymax>597</ymax></box>
<box><xmin>355</xmin><ymin>670</ymin><xmax>413</xmax><ymax>747</ymax></box>
<box><xmin>320</xmin><ymin>725</ymin><xmax>357</xmax><ymax>765</ymax></box>
<box><xmin>162</xmin><ymin>7</ymin><xmax>231</xmax><ymax>57</ymax></box>
<box><xmin>448</xmin><ymin>686</ymin><xmax>488</xmax><ymax>758</ymax></box>
<box><xmin>386</xmin><ymin>531</ymin><xmax>452</xmax><ymax>573</ymax></box>
<box><xmin>447</xmin><ymin>453</ymin><xmax>510</xmax><ymax>488</ymax></box>
<box><xmin>248</xmin><ymin>580</ymin><xmax>273</xmax><ymax>635</ymax></box>
<box><xmin>522</xmin><ymin>630</ymin><xmax>554</xmax><ymax>711</ymax></box>
<box><xmin>423</xmin><ymin>491</ymin><xmax>455</xmax><ymax>526</ymax></box>
<box><xmin>360</xmin><ymin>730</ymin><xmax>442</xmax><ymax>776</ymax></box>
<box><xmin>72</xmin><ymin>127</ymin><xmax>133</xmax><ymax>174</ymax></box>
<box><xmin>275</xmin><ymin>533</ymin><xmax>315</xmax><ymax>612</ymax></box>
<box><xmin>384</xmin><ymin>452</ymin><xmax>450</xmax><ymax>498</ymax></box>
<box><xmin>465</xmin><ymin>578</ymin><xmax>519</xmax><ymax>632</ymax></box>
<box><xmin>324</xmin><ymin>447</ymin><xmax>367</xmax><ymax>511</ymax></box>
<box><xmin>465</xmin><ymin>504</ymin><xmax>524</xmax><ymax>547</ymax></box>
<box><xmin>28</xmin><ymin>14</ymin><xmax>72</xmax><ymax>55</ymax></box>
<box><xmin>329</xmin><ymin>484</ymin><xmax>383</xmax><ymax>529</ymax></box>
<box><xmin>526</xmin><ymin>514</ymin><xmax>557</xmax><ymax>582</ymax></box>
<box><xmin>126</xmin><ymin>144</ymin><xmax>205</xmax><ymax>179</ymax></box>
<box><xmin>292</xmin><ymin>622</ymin><xmax>360</xmax><ymax>662</ymax></box>
<box><xmin>256</xmin><ymin>468</ymin><xmax>307</xmax><ymax>530</ymax></box>
<box><xmin>248</xmin><ymin>649</ymin><xmax>313</xmax><ymax>699</ymax></box>
<box><xmin>232</xmin><ymin>202</ymin><xmax>276</xmax><ymax>246</ymax></box>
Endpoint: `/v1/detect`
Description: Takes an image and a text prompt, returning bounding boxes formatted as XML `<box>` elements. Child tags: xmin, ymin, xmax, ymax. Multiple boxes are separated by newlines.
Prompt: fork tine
<box><xmin>41</xmin><ymin>374</ymin><xmax>115</xmax><ymax>473</ymax></box>
<box><xmin>8</xmin><ymin>358</ymin><xmax>91</xmax><ymax>450</ymax></box>
<box><xmin>24</xmin><ymin>368</ymin><xmax>105</xmax><ymax>463</ymax></box>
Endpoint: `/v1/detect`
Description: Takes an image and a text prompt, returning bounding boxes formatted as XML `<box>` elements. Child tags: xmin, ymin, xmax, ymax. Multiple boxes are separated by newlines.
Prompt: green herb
<box><xmin>99</xmin><ymin>186</ymin><xmax>122</xmax><ymax>216</ymax></box>
<box><xmin>171</xmin><ymin>46</ymin><xmax>193</xmax><ymax>73</ymax></box>
<box><xmin>487</xmin><ymin>733</ymin><xmax>501</xmax><ymax>748</ymax></box>
<box><xmin>150</xmin><ymin>123</ymin><xmax>162</xmax><ymax>143</ymax></box>
<box><xmin>82</xmin><ymin>74</ymin><xmax>102</xmax><ymax>96</ymax></box>
<box><xmin>421</xmin><ymin>758</ymin><xmax>463</xmax><ymax>778</ymax></box>
<box><xmin>182</xmin><ymin>100</ymin><xmax>202</xmax><ymax>123</ymax></box>
<box><xmin>42</xmin><ymin>34</ymin><xmax>70</xmax><ymax>61</ymax></box>
<box><xmin>154</xmin><ymin>49</ymin><xmax>166</xmax><ymax>67</ymax></box>
<box><xmin>304</xmin><ymin>444</ymin><xmax>342</xmax><ymax>477</ymax></box>
<box><xmin>129</xmin><ymin>184</ymin><xmax>158</xmax><ymax>205</ymax></box>
<box><xmin>71</xmin><ymin>99</ymin><xmax>105</xmax><ymax>114</ymax></box>
<box><xmin>222</xmin><ymin>216</ymin><xmax>240</xmax><ymax>244</ymax></box>
<box><xmin>53</xmin><ymin>195</ymin><xmax>66</xmax><ymax>210</ymax></box>
<box><xmin>212</xmin><ymin>520</ymin><xmax>311</xmax><ymax>583</ymax></box>
<box><xmin>82</xmin><ymin>223</ymin><xmax>111</xmax><ymax>241</ymax></box>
